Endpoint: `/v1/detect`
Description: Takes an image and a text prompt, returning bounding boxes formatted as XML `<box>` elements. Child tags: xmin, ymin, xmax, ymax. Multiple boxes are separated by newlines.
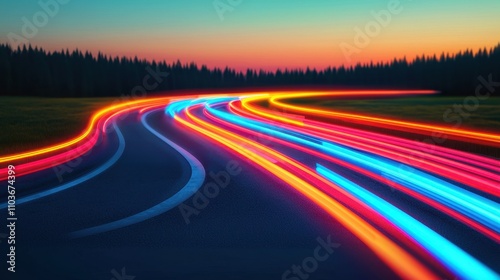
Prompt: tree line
<box><xmin>0</xmin><ymin>43</ymin><xmax>499</xmax><ymax>97</ymax></box>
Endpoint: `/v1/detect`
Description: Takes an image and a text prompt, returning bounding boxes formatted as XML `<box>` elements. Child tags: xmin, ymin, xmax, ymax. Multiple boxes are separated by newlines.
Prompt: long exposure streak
<box><xmin>4</xmin><ymin>90</ymin><xmax>499</xmax><ymax>279</ymax></box>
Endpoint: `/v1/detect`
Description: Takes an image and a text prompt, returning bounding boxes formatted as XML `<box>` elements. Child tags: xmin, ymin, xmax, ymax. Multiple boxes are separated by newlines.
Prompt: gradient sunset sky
<box><xmin>1</xmin><ymin>0</ymin><xmax>499</xmax><ymax>71</ymax></box>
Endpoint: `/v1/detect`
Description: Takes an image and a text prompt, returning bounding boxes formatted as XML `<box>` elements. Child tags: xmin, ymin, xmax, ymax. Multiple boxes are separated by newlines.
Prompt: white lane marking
<box><xmin>69</xmin><ymin>110</ymin><xmax>206</xmax><ymax>238</ymax></box>
<box><xmin>0</xmin><ymin>122</ymin><xmax>125</xmax><ymax>209</ymax></box>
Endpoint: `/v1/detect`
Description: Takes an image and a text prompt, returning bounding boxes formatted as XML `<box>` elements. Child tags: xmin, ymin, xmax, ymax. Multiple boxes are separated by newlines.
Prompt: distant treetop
<box><xmin>0</xmin><ymin>43</ymin><xmax>498</xmax><ymax>97</ymax></box>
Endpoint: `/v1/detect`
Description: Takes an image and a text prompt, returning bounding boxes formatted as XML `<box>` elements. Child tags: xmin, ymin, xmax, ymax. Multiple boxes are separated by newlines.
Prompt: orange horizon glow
<box><xmin>2</xmin><ymin>1</ymin><xmax>499</xmax><ymax>71</ymax></box>
<box><xmin>10</xmin><ymin>39</ymin><xmax>499</xmax><ymax>72</ymax></box>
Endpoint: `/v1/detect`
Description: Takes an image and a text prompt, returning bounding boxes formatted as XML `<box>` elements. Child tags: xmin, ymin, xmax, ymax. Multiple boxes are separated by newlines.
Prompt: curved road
<box><xmin>0</xmin><ymin>91</ymin><xmax>499</xmax><ymax>280</ymax></box>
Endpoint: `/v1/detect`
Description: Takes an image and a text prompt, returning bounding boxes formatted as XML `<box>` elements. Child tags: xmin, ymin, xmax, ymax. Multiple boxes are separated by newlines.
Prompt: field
<box><xmin>290</xmin><ymin>96</ymin><xmax>500</xmax><ymax>131</ymax></box>
<box><xmin>0</xmin><ymin>97</ymin><xmax>114</xmax><ymax>156</ymax></box>
<box><xmin>1</xmin><ymin>96</ymin><xmax>499</xmax><ymax>156</ymax></box>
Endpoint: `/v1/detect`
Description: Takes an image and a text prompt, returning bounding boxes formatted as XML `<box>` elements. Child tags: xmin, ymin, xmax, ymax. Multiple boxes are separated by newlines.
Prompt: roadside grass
<box><xmin>0</xmin><ymin>97</ymin><xmax>114</xmax><ymax>156</ymax></box>
<box><xmin>1</xmin><ymin>95</ymin><xmax>498</xmax><ymax>157</ymax></box>
<box><xmin>288</xmin><ymin>96</ymin><xmax>500</xmax><ymax>131</ymax></box>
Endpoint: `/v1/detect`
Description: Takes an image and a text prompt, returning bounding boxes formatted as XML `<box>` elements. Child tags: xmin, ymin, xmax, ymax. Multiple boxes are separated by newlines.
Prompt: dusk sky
<box><xmin>1</xmin><ymin>0</ymin><xmax>499</xmax><ymax>71</ymax></box>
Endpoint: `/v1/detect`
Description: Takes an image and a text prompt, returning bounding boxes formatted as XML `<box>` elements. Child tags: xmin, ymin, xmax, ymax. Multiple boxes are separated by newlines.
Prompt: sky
<box><xmin>1</xmin><ymin>0</ymin><xmax>499</xmax><ymax>71</ymax></box>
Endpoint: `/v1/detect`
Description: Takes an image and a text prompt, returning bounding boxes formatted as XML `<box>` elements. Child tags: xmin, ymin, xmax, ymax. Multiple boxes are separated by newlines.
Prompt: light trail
<box><xmin>68</xmin><ymin>110</ymin><xmax>206</xmax><ymax>238</ymax></box>
<box><xmin>2</xmin><ymin>90</ymin><xmax>498</xmax><ymax>279</ymax></box>
<box><xmin>317</xmin><ymin>164</ymin><xmax>499</xmax><ymax>280</ymax></box>
<box><xmin>172</xmin><ymin>101</ymin><xmax>441</xmax><ymax>280</ymax></box>
<box><xmin>268</xmin><ymin>92</ymin><xmax>500</xmax><ymax>146</ymax></box>
<box><xmin>202</xmin><ymin>99</ymin><xmax>500</xmax><ymax>235</ymax></box>
<box><xmin>216</xmin><ymin>100</ymin><xmax>500</xmax><ymax>242</ymax></box>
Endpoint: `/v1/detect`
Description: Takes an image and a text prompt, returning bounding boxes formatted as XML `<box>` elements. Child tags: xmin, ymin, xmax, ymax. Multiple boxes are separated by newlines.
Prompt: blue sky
<box><xmin>1</xmin><ymin>0</ymin><xmax>499</xmax><ymax>70</ymax></box>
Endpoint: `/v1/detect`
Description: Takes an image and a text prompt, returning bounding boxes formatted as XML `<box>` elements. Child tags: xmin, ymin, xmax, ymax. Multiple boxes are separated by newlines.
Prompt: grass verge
<box><xmin>289</xmin><ymin>96</ymin><xmax>500</xmax><ymax>131</ymax></box>
<box><xmin>0</xmin><ymin>97</ymin><xmax>114</xmax><ymax>156</ymax></box>
<box><xmin>1</xmin><ymin>95</ymin><xmax>498</xmax><ymax>157</ymax></box>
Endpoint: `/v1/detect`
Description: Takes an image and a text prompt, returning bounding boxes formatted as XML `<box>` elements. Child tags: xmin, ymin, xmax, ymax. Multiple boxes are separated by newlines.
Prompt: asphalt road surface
<box><xmin>1</xmin><ymin>92</ymin><xmax>499</xmax><ymax>280</ymax></box>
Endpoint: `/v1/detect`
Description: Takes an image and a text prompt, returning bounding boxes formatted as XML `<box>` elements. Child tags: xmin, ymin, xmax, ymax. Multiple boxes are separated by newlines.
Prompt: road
<box><xmin>0</xmin><ymin>91</ymin><xmax>499</xmax><ymax>280</ymax></box>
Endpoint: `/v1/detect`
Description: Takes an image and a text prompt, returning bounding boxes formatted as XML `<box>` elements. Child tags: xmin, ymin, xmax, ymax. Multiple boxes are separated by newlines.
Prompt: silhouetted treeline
<box><xmin>0</xmin><ymin>43</ymin><xmax>499</xmax><ymax>97</ymax></box>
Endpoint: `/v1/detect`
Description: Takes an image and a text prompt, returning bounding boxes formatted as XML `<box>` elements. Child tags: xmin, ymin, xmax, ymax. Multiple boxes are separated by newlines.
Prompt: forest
<box><xmin>0</xmin><ymin>43</ymin><xmax>499</xmax><ymax>97</ymax></box>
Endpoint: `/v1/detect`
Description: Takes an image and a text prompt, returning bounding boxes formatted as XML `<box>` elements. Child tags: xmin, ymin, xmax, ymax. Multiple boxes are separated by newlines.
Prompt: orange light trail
<box><xmin>268</xmin><ymin>92</ymin><xmax>500</xmax><ymax>147</ymax></box>
<box><xmin>173</xmin><ymin>103</ymin><xmax>440</xmax><ymax>280</ymax></box>
<box><xmin>2</xmin><ymin>89</ymin><xmax>498</xmax><ymax>279</ymax></box>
